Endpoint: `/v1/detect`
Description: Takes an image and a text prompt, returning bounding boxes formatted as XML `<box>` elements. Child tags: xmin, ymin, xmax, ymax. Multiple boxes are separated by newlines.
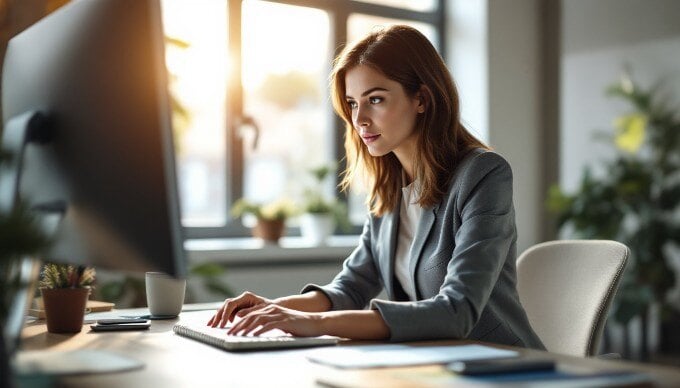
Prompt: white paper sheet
<box><xmin>307</xmin><ymin>344</ymin><xmax>518</xmax><ymax>368</ymax></box>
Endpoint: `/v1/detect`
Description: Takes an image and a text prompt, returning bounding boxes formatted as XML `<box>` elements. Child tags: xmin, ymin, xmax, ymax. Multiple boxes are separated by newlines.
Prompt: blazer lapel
<box><xmin>408</xmin><ymin>206</ymin><xmax>437</xmax><ymax>299</ymax></box>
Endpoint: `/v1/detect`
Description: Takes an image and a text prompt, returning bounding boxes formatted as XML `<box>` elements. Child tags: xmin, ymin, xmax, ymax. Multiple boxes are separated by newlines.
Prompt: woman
<box><xmin>208</xmin><ymin>25</ymin><xmax>544</xmax><ymax>349</ymax></box>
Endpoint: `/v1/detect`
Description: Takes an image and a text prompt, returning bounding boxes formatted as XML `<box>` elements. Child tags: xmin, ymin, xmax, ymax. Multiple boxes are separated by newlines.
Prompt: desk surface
<box><xmin>19</xmin><ymin>307</ymin><xmax>680</xmax><ymax>388</ymax></box>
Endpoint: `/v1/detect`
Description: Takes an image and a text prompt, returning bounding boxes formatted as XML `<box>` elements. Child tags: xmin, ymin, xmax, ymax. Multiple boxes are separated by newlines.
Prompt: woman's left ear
<box><xmin>416</xmin><ymin>85</ymin><xmax>429</xmax><ymax>113</ymax></box>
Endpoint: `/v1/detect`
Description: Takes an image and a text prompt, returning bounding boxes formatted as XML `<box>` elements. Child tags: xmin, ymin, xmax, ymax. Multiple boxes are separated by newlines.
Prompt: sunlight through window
<box><xmin>158</xmin><ymin>0</ymin><xmax>443</xmax><ymax>236</ymax></box>
<box><xmin>162</xmin><ymin>0</ymin><xmax>228</xmax><ymax>226</ymax></box>
<box><xmin>242</xmin><ymin>1</ymin><xmax>331</xmax><ymax>205</ymax></box>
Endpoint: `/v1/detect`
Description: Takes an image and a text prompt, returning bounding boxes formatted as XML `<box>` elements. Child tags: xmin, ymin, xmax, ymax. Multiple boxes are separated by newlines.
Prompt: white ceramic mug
<box><xmin>145</xmin><ymin>272</ymin><xmax>186</xmax><ymax>317</ymax></box>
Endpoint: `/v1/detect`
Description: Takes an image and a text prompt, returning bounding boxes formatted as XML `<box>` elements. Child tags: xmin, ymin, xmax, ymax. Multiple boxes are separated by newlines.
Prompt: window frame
<box><xmin>184</xmin><ymin>0</ymin><xmax>446</xmax><ymax>239</ymax></box>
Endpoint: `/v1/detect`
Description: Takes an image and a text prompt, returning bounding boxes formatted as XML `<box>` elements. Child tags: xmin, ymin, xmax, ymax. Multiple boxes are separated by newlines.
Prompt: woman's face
<box><xmin>344</xmin><ymin>65</ymin><xmax>423</xmax><ymax>162</ymax></box>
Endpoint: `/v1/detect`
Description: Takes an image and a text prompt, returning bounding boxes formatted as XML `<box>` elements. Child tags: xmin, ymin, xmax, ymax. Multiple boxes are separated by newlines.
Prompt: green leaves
<box><xmin>0</xmin><ymin>203</ymin><xmax>51</xmax><ymax>260</ymax></box>
<box><xmin>548</xmin><ymin>71</ymin><xmax>680</xmax><ymax>324</ymax></box>
<box><xmin>1</xmin><ymin>152</ymin><xmax>51</xmax><ymax>326</ymax></box>
<box><xmin>231</xmin><ymin>198</ymin><xmax>297</xmax><ymax>221</ymax></box>
<box><xmin>614</xmin><ymin>284</ymin><xmax>655</xmax><ymax>324</ymax></box>
<box><xmin>303</xmin><ymin>163</ymin><xmax>339</xmax><ymax>215</ymax></box>
<box><xmin>39</xmin><ymin>263</ymin><xmax>96</xmax><ymax>289</ymax></box>
<box><xmin>301</xmin><ymin>163</ymin><xmax>351</xmax><ymax>231</ymax></box>
<box><xmin>548</xmin><ymin>168</ymin><xmax>625</xmax><ymax>240</ymax></box>
<box><xmin>309</xmin><ymin>164</ymin><xmax>334</xmax><ymax>183</ymax></box>
<box><xmin>189</xmin><ymin>263</ymin><xmax>233</xmax><ymax>299</ymax></box>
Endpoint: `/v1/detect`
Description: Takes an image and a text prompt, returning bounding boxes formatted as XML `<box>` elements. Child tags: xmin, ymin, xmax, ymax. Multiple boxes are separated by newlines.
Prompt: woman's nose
<box><xmin>354</xmin><ymin>106</ymin><xmax>370</xmax><ymax>128</ymax></box>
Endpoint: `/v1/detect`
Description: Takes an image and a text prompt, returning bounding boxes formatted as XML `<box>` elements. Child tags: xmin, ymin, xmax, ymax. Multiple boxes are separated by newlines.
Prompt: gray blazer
<box><xmin>303</xmin><ymin>149</ymin><xmax>545</xmax><ymax>349</ymax></box>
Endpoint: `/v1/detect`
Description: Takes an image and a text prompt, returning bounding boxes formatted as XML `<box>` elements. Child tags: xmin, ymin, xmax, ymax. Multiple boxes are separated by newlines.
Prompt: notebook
<box><xmin>173</xmin><ymin>321</ymin><xmax>339</xmax><ymax>351</ymax></box>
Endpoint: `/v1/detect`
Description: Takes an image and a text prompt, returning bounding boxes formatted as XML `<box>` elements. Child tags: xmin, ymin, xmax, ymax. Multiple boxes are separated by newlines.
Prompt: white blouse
<box><xmin>394</xmin><ymin>180</ymin><xmax>423</xmax><ymax>301</ymax></box>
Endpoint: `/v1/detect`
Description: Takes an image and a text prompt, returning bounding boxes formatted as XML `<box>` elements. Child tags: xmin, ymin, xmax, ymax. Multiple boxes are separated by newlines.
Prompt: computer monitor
<box><xmin>1</xmin><ymin>0</ymin><xmax>186</xmax><ymax>277</ymax></box>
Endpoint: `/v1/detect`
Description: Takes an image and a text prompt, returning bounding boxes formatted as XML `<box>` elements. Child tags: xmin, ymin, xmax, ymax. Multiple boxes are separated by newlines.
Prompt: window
<box><xmin>162</xmin><ymin>0</ymin><xmax>229</xmax><ymax>227</ymax></box>
<box><xmin>162</xmin><ymin>0</ymin><xmax>445</xmax><ymax>238</ymax></box>
<box><xmin>241</xmin><ymin>1</ymin><xmax>331</xmax><ymax>209</ymax></box>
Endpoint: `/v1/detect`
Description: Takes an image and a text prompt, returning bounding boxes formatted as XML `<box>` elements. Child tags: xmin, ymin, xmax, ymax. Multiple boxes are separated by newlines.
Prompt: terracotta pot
<box><xmin>40</xmin><ymin>287</ymin><xmax>90</xmax><ymax>333</ymax></box>
<box><xmin>252</xmin><ymin>219</ymin><xmax>285</xmax><ymax>243</ymax></box>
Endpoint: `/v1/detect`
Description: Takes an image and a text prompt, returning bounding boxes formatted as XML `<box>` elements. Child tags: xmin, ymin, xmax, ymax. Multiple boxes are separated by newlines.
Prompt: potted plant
<box><xmin>231</xmin><ymin>198</ymin><xmax>297</xmax><ymax>244</ymax></box>
<box><xmin>547</xmin><ymin>70</ymin><xmax>680</xmax><ymax>359</ymax></box>
<box><xmin>0</xmin><ymin>149</ymin><xmax>51</xmax><ymax>387</ymax></box>
<box><xmin>299</xmin><ymin>164</ymin><xmax>350</xmax><ymax>246</ymax></box>
<box><xmin>38</xmin><ymin>263</ymin><xmax>96</xmax><ymax>333</ymax></box>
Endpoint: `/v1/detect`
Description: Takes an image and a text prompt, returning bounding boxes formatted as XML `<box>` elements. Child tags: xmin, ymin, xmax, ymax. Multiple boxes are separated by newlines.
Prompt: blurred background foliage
<box><xmin>548</xmin><ymin>70</ymin><xmax>680</xmax><ymax>326</ymax></box>
<box><xmin>257</xmin><ymin>71</ymin><xmax>319</xmax><ymax>109</ymax></box>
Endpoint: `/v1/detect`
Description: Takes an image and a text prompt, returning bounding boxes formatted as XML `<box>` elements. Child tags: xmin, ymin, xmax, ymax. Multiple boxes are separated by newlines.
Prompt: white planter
<box><xmin>300</xmin><ymin>213</ymin><xmax>335</xmax><ymax>246</ymax></box>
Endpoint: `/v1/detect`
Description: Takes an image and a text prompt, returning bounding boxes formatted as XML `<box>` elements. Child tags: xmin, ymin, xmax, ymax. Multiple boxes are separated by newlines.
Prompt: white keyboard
<box><xmin>173</xmin><ymin>322</ymin><xmax>339</xmax><ymax>351</ymax></box>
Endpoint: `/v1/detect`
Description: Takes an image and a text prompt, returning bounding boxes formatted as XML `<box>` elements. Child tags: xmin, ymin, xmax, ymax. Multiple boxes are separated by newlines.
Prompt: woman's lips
<box><xmin>361</xmin><ymin>133</ymin><xmax>381</xmax><ymax>144</ymax></box>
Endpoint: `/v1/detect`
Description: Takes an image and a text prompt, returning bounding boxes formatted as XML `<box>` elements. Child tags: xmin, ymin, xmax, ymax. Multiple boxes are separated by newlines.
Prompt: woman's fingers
<box><xmin>242</xmin><ymin>313</ymin><xmax>285</xmax><ymax>336</ymax></box>
<box><xmin>226</xmin><ymin>292</ymin><xmax>273</xmax><ymax>322</ymax></box>
<box><xmin>252</xmin><ymin>321</ymin><xmax>283</xmax><ymax>337</ymax></box>
<box><xmin>228</xmin><ymin>305</ymin><xmax>274</xmax><ymax>335</ymax></box>
<box><xmin>207</xmin><ymin>304</ymin><xmax>228</xmax><ymax>327</ymax></box>
<box><xmin>234</xmin><ymin>304</ymin><xmax>266</xmax><ymax>318</ymax></box>
<box><xmin>211</xmin><ymin>298</ymin><xmax>234</xmax><ymax>327</ymax></box>
<box><xmin>227</xmin><ymin>305</ymin><xmax>323</xmax><ymax>337</ymax></box>
<box><xmin>208</xmin><ymin>291</ymin><xmax>271</xmax><ymax>327</ymax></box>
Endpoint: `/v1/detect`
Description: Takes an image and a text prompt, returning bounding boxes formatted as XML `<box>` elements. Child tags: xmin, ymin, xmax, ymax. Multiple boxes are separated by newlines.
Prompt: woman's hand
<box><xmin>206</xmin><ymin>291</ymin><xmax>389</xmax><ymax>340</ymax></box>
<box><xmin>207</xmin><ymin>291</ymin><xmax>274</xmax><ymax>328</ymax></box>
<box><xmin>227</xmin><ymin>304</ymin><xmax>325</xmax><ymax>337</ymax></box>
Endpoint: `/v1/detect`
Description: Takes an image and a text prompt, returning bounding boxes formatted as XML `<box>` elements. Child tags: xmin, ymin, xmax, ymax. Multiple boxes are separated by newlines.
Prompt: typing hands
<box><xmin>207</xmin><ymin>291</ymin><xmax>324</xmax><ymax>337</ymax></box>
<box><xmin>207</xmin><ymin>291</ymin><xmax>273</xmax><ymax>328</ymax></box>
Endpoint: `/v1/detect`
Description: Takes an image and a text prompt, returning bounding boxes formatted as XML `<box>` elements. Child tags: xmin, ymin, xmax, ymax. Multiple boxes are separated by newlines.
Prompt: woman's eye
<box><xmin>369</xmin><ymin>96</ymin><xmax>383</xmax><ymax>104</ymax></box>
<box><xmin>347</xmin><ymin>100</ymin><xmax>357</xmax><ymax>109</ymax></box>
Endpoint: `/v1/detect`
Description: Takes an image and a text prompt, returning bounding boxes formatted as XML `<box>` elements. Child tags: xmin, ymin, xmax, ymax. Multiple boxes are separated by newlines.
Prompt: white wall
<box><xmin>487</xmin><ymin>0</ymin><xmax>542</xmax><ymax>253</ymax></box>
<box><xmin>560</xmin><ymin>0</ymin><xmax>680</xmax><ymax>191</ymax></box>
<box><xmin>447</xmin><ymin>0</ymin><xmax>543</xmax><ymax>253</ymax></box>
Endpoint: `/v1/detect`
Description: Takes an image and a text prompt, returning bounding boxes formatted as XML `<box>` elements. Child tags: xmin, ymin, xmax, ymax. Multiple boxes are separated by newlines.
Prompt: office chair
<box><xmin>516</xmin><ymin>240</ymin><xmax>629</xmax><ymax>357</ymax></box>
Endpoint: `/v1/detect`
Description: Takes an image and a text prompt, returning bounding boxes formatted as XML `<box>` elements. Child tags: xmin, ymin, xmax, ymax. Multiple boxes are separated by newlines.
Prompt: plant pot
<box><xmin>300</xmin><ymin>213</ymin><xmax>335</xmax><ymax>246</ymax></box>
<box><xmin>252</xmin><ymin>219</ymin><xmax>285</xmax><ymax>244</ymax></box>
<box><xmin>40</xmin><ymin>287</ymin><xmax>90</xmax><ymax>333</ymax></box>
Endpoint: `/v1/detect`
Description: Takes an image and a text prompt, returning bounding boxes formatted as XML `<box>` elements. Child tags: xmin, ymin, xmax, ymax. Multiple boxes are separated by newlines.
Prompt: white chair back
<box><xmin>516</xmin><ymin>240</ymin><xmax>628</xmax><ymax>357</ymax></box>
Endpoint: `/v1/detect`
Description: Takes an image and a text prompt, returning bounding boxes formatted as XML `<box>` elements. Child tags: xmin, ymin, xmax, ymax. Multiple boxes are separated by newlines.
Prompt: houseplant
<box><xmin>299</xmin><ymin>164</ymin><xmax>349</xmax><ymax>245</ymax></box>
<box><xmin>547</xmin><ymin>70</ymin><xmax>680</xmax><ymax>358</ymax></box>
<box><xmin>0</xmin><ymin>149</ymin><xmax>51</xmax><ymax>387</ymax></box>
<box><xmin>38</xmin><ymin>263</ymin><xmax>96</xmax><ymax>333</ymax></box>
<box><xmin>231</xmin><ymin>198</ymin><xmax>297</xmax><ymax>244</ymax></box>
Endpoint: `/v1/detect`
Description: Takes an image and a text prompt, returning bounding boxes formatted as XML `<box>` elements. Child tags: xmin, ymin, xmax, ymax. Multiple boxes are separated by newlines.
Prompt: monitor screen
<box><xmin>1</xmin><ymin>0</ymin><xmax>186</xmax><ymax>277</ymax></box>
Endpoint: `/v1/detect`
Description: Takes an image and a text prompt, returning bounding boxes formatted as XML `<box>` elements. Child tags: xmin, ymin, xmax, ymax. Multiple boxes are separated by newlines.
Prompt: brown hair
<box><xmin>332</xmin><ymin>25</ymin><xmax>488</xmax><ymax>216</ymax></box>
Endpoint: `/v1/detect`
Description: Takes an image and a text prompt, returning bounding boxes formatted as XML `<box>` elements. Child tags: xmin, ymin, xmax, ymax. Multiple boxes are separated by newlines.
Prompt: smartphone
<box><xmin>447</xmin><ymin>358</ymin><xmax>555</xmax><ymax>375</ymax></box>
<box><xmin>96</xmin><ymin>318</ymin><xmax>149</xmax><ymax>325</ymax></box>
<box><xmin>90</xmin><ymin>321</ymin><xmax>150</xmax><ymax>332</ymax></box>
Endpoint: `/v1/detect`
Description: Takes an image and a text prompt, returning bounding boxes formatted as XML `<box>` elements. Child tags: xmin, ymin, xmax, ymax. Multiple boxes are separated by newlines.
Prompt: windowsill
<box><xmin>185</xmin><ymin>235</ymin><xmax>359</xmax><ymax>266</ymax></box>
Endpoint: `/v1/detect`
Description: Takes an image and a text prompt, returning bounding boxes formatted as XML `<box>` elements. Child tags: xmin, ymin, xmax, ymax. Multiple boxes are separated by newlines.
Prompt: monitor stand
<box><xmin>0</xmin><ymin>111</ymin><xmax>52</xmax><ymax>215</ymax></box>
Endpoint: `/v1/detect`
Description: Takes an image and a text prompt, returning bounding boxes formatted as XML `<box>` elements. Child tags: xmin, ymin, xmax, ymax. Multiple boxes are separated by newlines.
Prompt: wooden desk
<box><xmin>19</xmin><ymin>308</ymin><xmax>680</xmax><ymax>387</ymax></box>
